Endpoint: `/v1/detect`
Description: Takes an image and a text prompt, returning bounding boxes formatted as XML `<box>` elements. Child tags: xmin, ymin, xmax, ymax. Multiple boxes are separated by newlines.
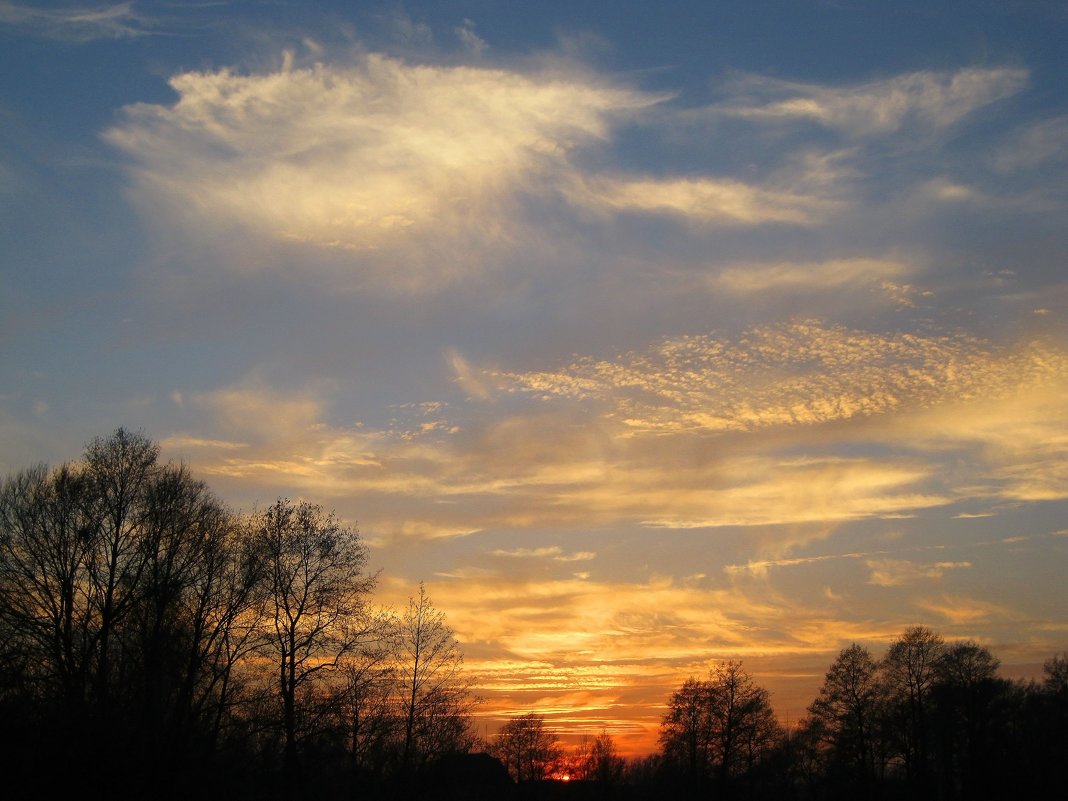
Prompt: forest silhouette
<box><xmin>1</xmin><ymin>430</ymin><xmax>1064</xmax><ymax>800</ymax></box>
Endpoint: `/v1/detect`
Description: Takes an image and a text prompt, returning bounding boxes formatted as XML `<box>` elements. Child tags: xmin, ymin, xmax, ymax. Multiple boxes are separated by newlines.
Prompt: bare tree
<box><xmin>708</xmin><ymin>661</ymin><xmax>780</xmax><ymax>785</ymax></box>
<box><xmin>491</xmin><ymin>712</ymin><xmax>562</xmax><ymax>783</ymax></box>
<box><xmin>396</xmin><ymin>582</ymin><xmax>477</xmax><ymax>773</ymax></box>
<box><xmin>581</xmin><ymin>730</ymin><xmax>626</xmax><ymax>786</ymax></box>
<box><xmin>0</xmin><ymin>463</ymin><xmax>97</xmax><ymax>721</ymax></box>
<box><xmin>254</xmin><ymin>498</ymin><xmax>376</xmax><ymax>792</ymax></box>
<box><xmin>931</xmin><ymin>640</ymin><xmax>1006</xmax><ymax>801</ymax></box>
<box><xmin>809</xmin><ymin>643</ymin><xmax>888</xmax><ymax>798</ymax></box>
<box><xmin>881</xmin><ymin>626</ymin><xmax>944</xmax><ymax>791</ymax></box>
<box><xmin>1042</xmin><ymin>652</ymin><xmax>1068</xmax><ymax>695</ymax></box>
<box><xmin>331</xmin><ymin>618</ymin><xmax>397</xmax><ymax>781</ymax></box>
<box><xmin>83</xmin><ymin>429</ymin><xmax>160</xmax><ymax>711</ymax></box>
<box><xmin>659</xmin><ymin>662</ymin><xmax>780</xmax><ymax>791</ymax></box>
<box><xmin>659</xmin><ymin>676</ymin><xmax>709</xmax><ymax>780</ymax></box>
<box><xmin>0</xmin><ymin>430</ymin><xmax>265</xmax><ymax>795</ymax></box>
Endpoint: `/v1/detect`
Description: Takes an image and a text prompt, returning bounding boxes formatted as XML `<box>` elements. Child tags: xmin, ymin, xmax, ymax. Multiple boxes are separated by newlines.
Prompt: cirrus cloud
<box><xmin>715</xmin><ymin>67</ymin><xmax>1028</xmax><ymax>139</ymax></box>
<box><xmin>105</xmin><ymin>53</ymin><xmax>665</xmax><ymax>288</ymax></box>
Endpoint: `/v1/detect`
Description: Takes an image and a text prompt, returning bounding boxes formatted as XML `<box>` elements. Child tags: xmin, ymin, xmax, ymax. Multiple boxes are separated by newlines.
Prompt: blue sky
<box><xmin>3</xmin><ymin>0</ymin><xmax>1068</xmax><ymax>752</ymax></box>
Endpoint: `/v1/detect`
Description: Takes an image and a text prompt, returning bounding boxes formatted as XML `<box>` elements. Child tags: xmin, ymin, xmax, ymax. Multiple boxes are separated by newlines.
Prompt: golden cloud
<box><xmin>714</xmin><ymin>257</ymin><xmax>914</xmax><ymax>293</ymax></box>
<box><xmin>164</xmin><ymin>322</ymin><xmax>1068</xmax><ymax>540</ymax></box>
<box><xmin>866</xmin><ymin>558</ymin><xmax>972</xmax><ymax>587</ymax></box>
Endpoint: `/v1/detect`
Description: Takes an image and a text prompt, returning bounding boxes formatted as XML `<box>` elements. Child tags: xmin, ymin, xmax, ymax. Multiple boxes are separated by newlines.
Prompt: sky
<box><xmin>2</xmin><ymin>0</ymin><xmax>1068</xmax><ymax>754</ymax></box>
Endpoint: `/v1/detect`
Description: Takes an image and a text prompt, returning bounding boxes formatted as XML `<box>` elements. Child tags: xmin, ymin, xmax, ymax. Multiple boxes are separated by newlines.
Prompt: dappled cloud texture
<box><xmin>173</xmin><ymin>321</ymin><xmax>1068</xmax><ymax>539</ymax></box>
<box><xmin>495</xmin><ymin>321</ymin><xmax>1065</xmax><ymax>434</ymax></box>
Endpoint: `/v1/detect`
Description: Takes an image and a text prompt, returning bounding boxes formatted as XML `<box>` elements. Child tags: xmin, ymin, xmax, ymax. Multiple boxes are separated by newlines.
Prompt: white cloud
<box><xmin>0</xmin><ymin>1</ymin><xmax>151</xmax><ymax>41</ymax></box>
<box><xmin>456</xmin><ymin>19</ymin><xmax>488</xmax><ymax>55</ymax></box>
<box><xmin>105</xmin><ymin>54</ymin><xmax>664</xmax><ymax>289</ymax></box>
<box><xmin>490</xmin><ymin>546</ymin><xmax>595</xmax><ymax>561</ymax></box>
<box><xmin>993</xmin><ymin>115</ymin><xmax>1068</xmax><ymax>173</ymax></box>
<box><xmin>188</xmin><ymin>374</ymin><xmax>325</xmax><ymax>443</ymax></box>
<box><xmin>162</xmin><ymin>323</ymin><xmax>1068</xmax><ymax>540</ymax></box>
<box><xmin>566</xmin><ymin>175</ymin><xmax>834</xmax><ymax>225</ymax></box>
<box><xmin>717</xmin><ymin>67</ymin><xmax>1027</xmax><ymax>138</ymax></box>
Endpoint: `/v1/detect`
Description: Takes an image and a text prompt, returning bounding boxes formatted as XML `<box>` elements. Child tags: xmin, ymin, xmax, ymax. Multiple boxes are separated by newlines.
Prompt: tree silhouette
<box><xmin>491</xmin><ymin>712</ymin><xmax>563</xmax><ymax>783</ymax></box>
<box><xmin>396</xmin><ymin>582</ymin><xmax>478</xmax><ymax>775</ymax></box>
<box><xmin>930</xmin><ymin>640</ymin><xmax>1008</xmax><ymax>801</ymax></box>
<box><xmin>0</xmin><ymin>430</ymin><xmax>265</xmax><ymax>797</ymax></box>
<box><xmin>254</xmin><ymin>498</ymin><xmax>377</xmax><ymax>796</ymax></box>
<box><xmin>808</xmin><ymin>643</ymin><xmax>884</xmax><ymax>800</ymax></box>
<box><xmin>880</xmin><ymin>625</ymin><xmax>944</xmax><ymax>794</ymax></box>
<box><xmin>659</xmin><ymin>661</ymin><xmax>780</xmax><ymax>797</ymax></box>
<box><xmin>582</xmin><ymin>730</ymin><xmax>626</xmax><ymax>787</ymax></box>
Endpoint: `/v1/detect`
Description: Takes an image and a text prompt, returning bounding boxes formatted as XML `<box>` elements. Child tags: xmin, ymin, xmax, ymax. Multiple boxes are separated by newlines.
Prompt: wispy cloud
<box><xmin>866</xmin><ymin>558</ymin><xmax>972</xmax><ymax>587</ymax></box>
<box><xmin>491</xmin><ymin>546</ymin><xmax>596</xmax><ymax>561</ymax></box>
<box><xmin>455</xmin><ymin>18</ymin><xmax>487</xmax><ymax>55</ymax></box>
<box><xmin>105</xmin><ymin>53</ymin><xmax>666</xmax><ymax>290</ymax></box>
<box><xmin>0</xmin><ymin>1</ymin><xmax>152</xmax><ymax>41</ymax></box>
<box><xmin>715</xmin><ymin>67</ymin><xmax>1027</xmax><ymax>138</ymax></box>
<box><xmin>159</xmin><ymin>322</ymin><xmax>1068</xmax><ymax>542</ymax></box>
<box><xmin>714</xmin><ymin>257</ymin><xmax>915</xmax><ymax>294</ymax></box>
<box><xmin>992</xmin><ymin>115</ymin><xmax>1068</xmax><ymax>173</ymax></box>
<box><xmin>565</xmin><ymin>175</ymin><xmax>835</xmax><ymax>225</ymax></box>
<box><xmin>917</xmin><ymin>594</ymin><xmax>1014</xmax><ymax>626</ymax></box>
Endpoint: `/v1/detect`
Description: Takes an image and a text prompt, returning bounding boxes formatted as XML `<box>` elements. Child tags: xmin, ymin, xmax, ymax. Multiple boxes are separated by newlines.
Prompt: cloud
<box><xmin>495</xmin><ymin>320</ymin><xmax>1046</xmax><ymax>435</ymax></box>
<box><xmin>714</xmin><ymin>257</ymin><xmax>914</xmax><ymax>294</ymax></box>
<box><xmin>102</xmin><ymin>52</ymin><xmax>878</xmax><ymax>293</ymax></box>
<box><xmin>491</xmin><ymin>546</ymin><xmax>595</xmax><ymax>561</ymax></box>
<box><xmin>105</xmin><ymin>53</ymin><xmax>665</xmax><ymax>289</ymax></box>
<box><xmin>447</xmin><ymin>350</ymin><xmax>495</xmax><ymax>401</ymax></box>
<box><xmin>726</xmin><ymin>551</ymin><xmax>868</xmax><ymax>577</ymax></box>
<box><xmin>716</xmin><ymin>67</ymin><xmax>1027</xmax><ymax>138</ymax></box>
<box><xmin>397</xmin><ymin>569</ymin><xmax>946</xmax><ymax>751</ymax></box>
<box><xmin>189</xmin><ymin>378</ymin><xmax>324</xmax><ymax>443</ymax></box>
<box><xmin>0</xmin><ymin>1</ymin><xmax>152</xmax><ymax>41</ymax></box>
<box><xmin>866</xmin><ymin>558</ymin><xmax>972</xmax><ymax>587</ymax></box>
<box><xmin>565</xmin><ymin>175</ymin><xmax>835</xmax><ymax>225</ymax></box>
<box><xmin>158</xmin><ymin>322</ymin><xmax>1068</xmax><ymax>542</ymax></box>
<box><xmin>993</xmin><ymin>115</ymin><xmax>1068</xmax><ymax>173</ymax></box>
<box><xmin>894</xmin><ymin>359</ymin><xmax>1068</xmax><ymax>502</ymax></box>
<box><xmin>917</xmin><ymin>594</ymin><xmax>1014</xmax><ymax>626</ymax></box>
<box><xmin>159</xmin><ymin>435</ymin><xmax>248</xmax><ymax>451</ymax></box>
<box><xmin>455</xmin><ymin>19</ymin><xmax>488</xmax><ymax>55</ymax></box>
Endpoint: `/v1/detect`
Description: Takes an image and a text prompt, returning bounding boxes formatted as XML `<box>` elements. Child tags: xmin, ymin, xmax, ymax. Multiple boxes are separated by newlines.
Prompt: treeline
<box><xmin>490</xmin><ymin>636</ymin><xmax>1067</xmax><ymax>801</ymax></box>
<box><xmin>641</xmin><ymin>630</ymin><xmax>1068</xmax><ymax>801</ymax></box>
<box><xmin>0</xmin><ymin>430</ymin><xmax>477</xmax><ymax>800</ymax></box>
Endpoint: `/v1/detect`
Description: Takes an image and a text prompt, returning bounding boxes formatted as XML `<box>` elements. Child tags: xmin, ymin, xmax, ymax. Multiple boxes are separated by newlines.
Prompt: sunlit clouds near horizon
<box><xmin>3</xmin><ymin>0</ymin><xmax>1068</xmax><ymax>754</ymax></box>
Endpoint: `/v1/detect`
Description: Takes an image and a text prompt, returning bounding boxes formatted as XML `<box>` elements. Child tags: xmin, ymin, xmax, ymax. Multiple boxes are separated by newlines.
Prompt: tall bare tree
<box><xmin>396</xmin><ymin>582</ymin><xmax>477</xmax><ymax>773</ymax></box>
<box><xmin>254</xmin><ymin>498</ymin><xmax>376</xmax><ymax>792</ymax></box>
<box><xmin>808</xmin><ymin>643</ymin><xmax>885</xmax><ymax>799</ymax></box>
<box><xmin>660</xmin><ymin>676</ymin><xmax>708</xmax><ymax>780</ymax></box>
<box><xmin>881</xmin><ymin>626</ymin><xmax>944</xmax><ymax>792</ymax></box>
<box><xmin>659</xmin><ymin>662</ymin><xmax>780</xmax><ymax>791</ymax></box>
<box><xmin>491</xmin><ymin>712</ymin><xmax>562</xmax><ymax>783</ymax></box>
<box><xmin>0</xmin><ymin>430</ymin><xmax>264</xmax><ymax>795</ymax></box>
<box><xmin>578</xmin><ymin>730</ymin><xmax>626</xmax><ymax>786</ymax></box>
<box><xmin>82</xmin><ymin>429</ymin><xmax>160</xmax><ymax>711</ymax></box>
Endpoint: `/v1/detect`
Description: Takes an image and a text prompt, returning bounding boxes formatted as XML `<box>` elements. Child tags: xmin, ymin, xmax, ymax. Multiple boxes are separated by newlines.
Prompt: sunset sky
<box><xmin>3</xmin><ymin>0</ymin><xmax>1068</xmax><ymax>754</ymax></box>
